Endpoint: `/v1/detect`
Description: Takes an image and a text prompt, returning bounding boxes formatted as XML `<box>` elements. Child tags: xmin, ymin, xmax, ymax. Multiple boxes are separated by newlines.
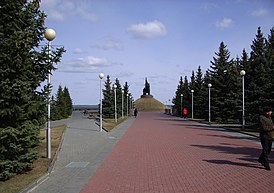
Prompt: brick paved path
<box><xmin>80</xmin><ymin>112</ymin><xmax>274</xmax><ymax>193</ymax></box>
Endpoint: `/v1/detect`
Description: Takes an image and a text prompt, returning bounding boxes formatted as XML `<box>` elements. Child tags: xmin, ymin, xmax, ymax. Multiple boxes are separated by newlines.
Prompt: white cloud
<box><xmin>91</xmin><ymin>36</ymin><xmax>123</xmax><ymax>50</ymax></box>
<box><xmin>87</xmin><ymin>56</ymin><xmax>108</xmax><ymax>66</ymax></box>
<box><xmin>215</xmin><ymin>18</ymin><xmax>233</xmax><ymax>29</ymax></box>
<box><xmin>41</xmin><ymin>0</ymin><xmax>98</xmax><ymax>22</ymax></box>
<box><xmin>127</xmin><ymin>20</ymin><xmax>167</xmax><ymax>39</ymax></box>
<box><xmin>57</xmin><ymin>56</ymin><xmax>109</xmax><ymax>73</ymax></box>
<box><xmin>251</xmin><ymin>8</ymin><xmax>268</xmax><ymax>16</ymax></box>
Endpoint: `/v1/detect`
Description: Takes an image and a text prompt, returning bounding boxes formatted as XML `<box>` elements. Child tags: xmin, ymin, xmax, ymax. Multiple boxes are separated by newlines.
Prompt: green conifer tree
<box><xmin>193</xmin><ymin>66</ymin><xmax>206</xmax><ymax>119</ymax></box>
<box><xmin>50</xmin><ymin>95</ymin><xmax>59</xmax><ymax>121</ymax></box>
<box><xmin>51</xmin><ymin>86</ymin><xmax>62</xmax><ymax>120</ymax></box>
<box><xmin>265</xmin><ymin>27</ymin><xmax>274</xmax><ymax>109</ymax></box>
<box><xmin>182</xmin><ymin>76</ymin><xmax>191</xmax><ymax>115</ymax></box>
<box><xmin>208</xmin><ymin>42</ymin><xmax>236</xmax><ymax>122</ymax></box>
<box><xmin>172</xmin><ymin>76</ymin><xmax>183</xmax><ymax>116</ymax></box>
<box><xmin>55</xmin><ymin>85</ymin><xmax>65</xmax><ymax>119</ymax></box>
<box><xmin>102</xmin><ymin>75</ymin><xmax>113</xmax><ymax>118</ymax></box>
<box><xmin>189</xmin><ymin>71</ymin><xmax>196</xmax><ymax>118</ymax></box>
<box><xmin>114</xmin><ymin>78</ymin><xmax>122</xmax><ymax>118</ymax></box>
<box><xmin>63</xmin><ymin>86</ymin><xmax>73</xmax><ymax>118</ymax></box>
<box><xmin>239</xmin><ymin>49</ymin><xmax>249</xmax><ymax>70</ymax></box>
<box><xmin>51</xmin><ymin>86</ymin><xmax>72</xmax><ymax>120</ymax></box>
<box><xmin>203</xmin><ymin>71</ymin><xmax>212</xmax><ymax>120</ymax></box>
<box><xmin>245</xmin><ymin>27</ymin><xmax>268</xmax><ymax>123</ymax></box>
<box><xmin>123</xmin><ymin>82</ymin><xmax>130</xmax><ymax>116</ymax></box>
<box><xmin>0</xmin><ymin>0</ymin><xmax>65</xmax><ymax>180</ymax></box>
<box><xmin>234</xmin><ymin>50</ymin><xmax>249</xmax><ymax>123</ymax></box>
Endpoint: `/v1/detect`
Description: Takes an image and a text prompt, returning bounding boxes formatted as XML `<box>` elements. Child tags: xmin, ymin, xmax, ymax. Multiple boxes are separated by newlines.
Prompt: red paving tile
<box><xmin>80</xmin><ymin>112</ymin><xmax>274</xmax><ymax>193</ymax></box>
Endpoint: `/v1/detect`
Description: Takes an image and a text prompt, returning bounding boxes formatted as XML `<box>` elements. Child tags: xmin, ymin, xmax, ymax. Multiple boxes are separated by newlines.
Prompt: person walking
<box><xmin>183</xmin><ymin>107</ymin><xmax>188</xmax><ymax>119</ymax></box>
<box><xmin>258</xmin><ymin>106</ymin><xmax>274</xmax><ymax>171</ymax></box>
<box><xmin>134</xmin><ymin>108</ymin><xmax>138</xmax><ymax>118</ymax></box>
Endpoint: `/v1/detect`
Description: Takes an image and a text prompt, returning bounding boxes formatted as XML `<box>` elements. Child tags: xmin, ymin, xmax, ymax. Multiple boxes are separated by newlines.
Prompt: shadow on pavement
<box><xmin>192</xmin><ymin>144</ymin><xmax>274</xmax><ymax>167</ymax></box>
<box><xmin>157</xmin><ymin>113</ymin><xmax>274</xmax><ymax>169</ymax></box>
<box><xmin>198</xmin><ymin>133</ymin><xmax>258</xmax><ymax>142</ymax></box>
<box><xmin>203</xmin><ymin>159</ymin><xmax>263</xmax><ymax>169</ymax></box>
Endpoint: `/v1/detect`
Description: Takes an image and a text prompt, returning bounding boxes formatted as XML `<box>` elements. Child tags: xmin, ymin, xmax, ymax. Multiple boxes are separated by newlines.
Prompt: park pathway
<box><xmin>80</xmin><ymin>112</ymin><xmax>274</xmax><ymax>193</ymax></box>
<box><xmin>29</xmin><ymin>111</ymin><xmax>135</xmax><ymax>193</ymax></box>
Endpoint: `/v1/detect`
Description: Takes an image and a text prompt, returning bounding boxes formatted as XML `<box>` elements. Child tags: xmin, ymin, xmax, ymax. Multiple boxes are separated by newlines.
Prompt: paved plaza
<box><xmin>28</xmin><ymin>111</ymin><xmax>273</xmax><ymax>193</ymax></box>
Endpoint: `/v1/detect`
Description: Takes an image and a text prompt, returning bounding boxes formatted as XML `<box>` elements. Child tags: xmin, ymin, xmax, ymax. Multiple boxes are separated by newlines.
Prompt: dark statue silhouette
<box><xmin>141</xmin><ymin>78</ymin><xmax>153</xmax><ymax>98</ymax></box>
<box><xmin>143</xmin><ymin>78</ymin><xmax>150</xmax><ymax>95</ymax></box>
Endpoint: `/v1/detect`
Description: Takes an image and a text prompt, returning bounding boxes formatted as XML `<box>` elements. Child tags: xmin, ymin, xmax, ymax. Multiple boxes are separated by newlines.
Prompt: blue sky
<box><xmin>40</xmin><ymin>0</ymin><xmax>274</xmax><ymax>105</ymax></box>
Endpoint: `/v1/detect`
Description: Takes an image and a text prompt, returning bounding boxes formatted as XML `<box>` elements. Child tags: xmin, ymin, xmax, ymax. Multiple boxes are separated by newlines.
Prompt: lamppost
<box><xmin>99</xmin><ymin>73</ymin><xmax>104</xmax><ymax>132</ymax></box>
<box><xmin>114</xmin><ymin>84</ymin><xmax>117</xmax><ymax>122</ymax></box>
<box><xmin>240</xmin><ymin>70</ymin><xmax>246</xmax><ymax>128</ymax></box>
<box><xmin>180</xmin><ymin>94</ymin><xmax>183</xmax><ymax>117</ymax></box>
<box><xmin>129</xmin><ymin>97</ymin><xmax>132</xmax><ymax>110</ymax></box>
<box><xmin>191</xmin><ymin>90</ymin><xmax>194</xmax><ymax>119</ymax></box>
<box><xmin>126</xmin><ymin>93</ymin><xmax>129</xmax><ymax>116</ymax></box>
<box><xmin>44</xmin><ymin>28</ymin><xmax>56</xmax><ymax>159</ymax></box>
<box><xmin>208</xmin><ymin>83</ymin><xmax>212</xmax><ymax>123</ymax></box>
<box><xmin>122</xmin><ymin>90</ymin><xmax>124</xmax><ymax>118</ymax></box>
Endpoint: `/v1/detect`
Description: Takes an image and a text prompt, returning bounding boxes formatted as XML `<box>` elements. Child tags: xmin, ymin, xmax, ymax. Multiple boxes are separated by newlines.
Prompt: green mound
<box><xmin>135</xmin><ymin>97</ymin><xmax>166</xmax><ymax>111</ymax></box>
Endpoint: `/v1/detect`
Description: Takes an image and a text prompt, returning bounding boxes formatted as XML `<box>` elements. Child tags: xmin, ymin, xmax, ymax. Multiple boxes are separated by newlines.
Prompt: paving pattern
<box><xmin>28</xmin><ymin>111</ymin><xmax>135</xmax><ymax>193</ymax></box>
<box><xmin>80</xmin><ymin>112</ymin><xmax>274</xmax><ymax>193</ymax></box>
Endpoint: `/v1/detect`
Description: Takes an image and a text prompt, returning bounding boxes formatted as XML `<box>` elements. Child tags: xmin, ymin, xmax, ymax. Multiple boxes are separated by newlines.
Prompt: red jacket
<box><xmin>183</xmin><ymin>108</ymin><xmax>188</xmax><ymax>115</ymax></box>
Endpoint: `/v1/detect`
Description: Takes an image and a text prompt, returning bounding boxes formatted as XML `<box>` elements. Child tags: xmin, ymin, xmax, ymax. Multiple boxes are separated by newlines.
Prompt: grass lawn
<box><xmin>0</xmin><ymin>125</ymin><xmax>66</xmax><ymax>193</ymax></box>
<box><xmin>103</xmin><ymin>117</ymin><xmax>128</xmax><ymax>132</ymax></box>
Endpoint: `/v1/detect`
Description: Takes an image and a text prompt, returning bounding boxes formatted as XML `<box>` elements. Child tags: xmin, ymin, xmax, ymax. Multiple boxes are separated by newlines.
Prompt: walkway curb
<box><xmin>19</xmin><ymin>123</ymin><xmax>68</xmax><ymax>193</ymax></box>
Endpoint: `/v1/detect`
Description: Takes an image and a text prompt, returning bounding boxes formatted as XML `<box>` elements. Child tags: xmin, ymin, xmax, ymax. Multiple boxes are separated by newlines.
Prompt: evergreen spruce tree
<box><xmin>51</xmin><ymin>85</ymin><xmax>73</xmax><ymax>120</ymax></box>
<box><xmin>239</xmin><ymin>49</ymin><xmax>249</xmax><ymax>70</ymax></box>
<box><xmin>208</xmin><ymin>42</ymin><xmax>236</xmax><ymax>122</ymax></box>
<box><xmin>0</xmin><ymin>0</ymin><xmax>65</xmax><ymax>180</ymax></box>
<box><xmin>55</xmin><ymin>85</ymin><xmax>65</xmax><ymax>119</ymax></box>
<box><xmin>51</xmin><ymin>86</ymin><xmax>72</xmax><ymax>120</ymax></box>
<box><xmin>102</xmin><ymin>75</ymin><xmax>114</xmax><ymax>118</ymax></box>
<box><xmin>62</xmin><ymin>86</ymin><xmax>73</xmax><ymax>118</ymax></box>
<box><xmin>265</xmin><ymin>27</ymin><xmax>274</xmax><ymax>109</ymax></box>
<box><xmin>50</xmin><ymin>95</ymin><xmax>59</xmax><ymax>121</ymax></box>
<box><xmin>189</xmin><ymin>71</ymin><xmax>196</xmax><ymax>118</ymax></box>
<box><xmin>193</xmin><ymin>66</ymin><xmax>206</xmax><ymax>119</ymax></box>
<box><xmin>172</xmin><ymin>76</ymin><xmax>183</xmax><ymax>116</ymax></box>
<box><xmin>189</xmin><ymin>71</ymin><xmax>195</xmax><ymax>90</ymax></box>
<box><xmin>234</xmin><ymin>50</ymin><xmax>250</xmax><ymax>123</ymax></box>
<box><xmin>245</xmin><ymin>27</ymin><xmax>268</xmax><ymax>123</ymax></box>
<box><xmin>123</xmin><ymin>82</ymin><xmax>130</xmax><ymax>116</ymax></box>
<box><xmin>182</xmin><ymin>76</ymin><xmax>191</xmax><ymax>117</ymax></box>
<box><xmin>203</xmin><ymin>71</ymin><xmax>211</xmax><ymax>89</ymax></box>
<box><xmin>51</xmin><ymin>86</ymin><xmax>63</xmax><ymax>120</ymax></box>
<box><xmin>225</xmin><ymin>59</ymin><xmax>241</xmax><ymax>121</ymax></box>
<box><xmin>114</xmin><ymin>78</ymin><xmax>122</xmax><ymax>118</ymax></box>
<box><xmin>203</xmin><ymin>71</ymin><xmax>212</xmax><ymax>120</ymax></box>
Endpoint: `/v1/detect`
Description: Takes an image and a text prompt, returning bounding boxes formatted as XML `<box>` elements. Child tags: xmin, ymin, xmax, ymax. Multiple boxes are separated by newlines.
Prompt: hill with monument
<box><xmin>135</xmin><ymin>78</ymin><xmax>165</xmax><ymax>111</ymax></box>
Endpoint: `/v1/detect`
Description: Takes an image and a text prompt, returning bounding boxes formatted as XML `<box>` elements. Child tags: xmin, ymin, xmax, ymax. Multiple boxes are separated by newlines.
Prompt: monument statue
<box><xmin>141</xmin><ymin>78</ymin><xmax>153</xmax><ymax>98</ymax></box>
<box><xmin>143</xmin><ymin>78</ymin><xmax>150</xmax><ymax>95</ymax></box>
